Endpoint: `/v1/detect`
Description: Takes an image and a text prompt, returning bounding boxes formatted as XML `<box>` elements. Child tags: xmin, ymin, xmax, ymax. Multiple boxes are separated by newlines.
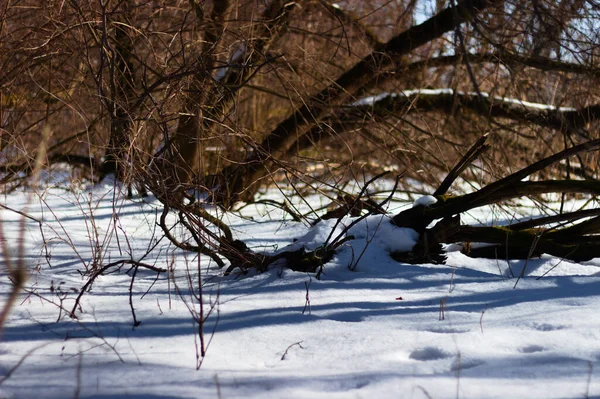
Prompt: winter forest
<box><xmin>3</xmin><ymin>0</ymin><xmax>600</xmax><ymax>398</ymax></box>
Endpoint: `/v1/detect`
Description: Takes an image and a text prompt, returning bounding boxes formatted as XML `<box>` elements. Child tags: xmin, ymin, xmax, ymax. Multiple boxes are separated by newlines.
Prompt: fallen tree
<box><xmin>392</xmin><ymin>135</ymin><xmax>600</xmax><ymax>264</ymax></box>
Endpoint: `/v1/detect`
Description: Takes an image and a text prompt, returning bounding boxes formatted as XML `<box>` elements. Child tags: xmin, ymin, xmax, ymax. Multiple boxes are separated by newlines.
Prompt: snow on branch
<box><xmin>294</xmin><ymin>89</ymin><xmax>595</xmax><ymax>156</ymax></box>
<box><xmin>345</xmin><ymin>89</ymin><xmax>595</xmax><ymax>136</ymax></box>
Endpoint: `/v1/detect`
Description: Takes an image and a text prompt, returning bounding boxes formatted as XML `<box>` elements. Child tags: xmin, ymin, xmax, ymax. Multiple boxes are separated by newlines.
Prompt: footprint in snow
<box><xmin>451</xmin><ymin>358</ymin><xmax>485</xmax><ymax>371</ymax></box>
<box><xmin>532</xmin><ymin>323</ymin><xmax>566</xmax><ymax>332</ymax></box>
<box><xmin>409</xmin><ymin>347</ymin><xmax>451</xmax><ymax>361</ymax></box>
<box><xmin>427</xmin><ymin>326</ymin><xmax>469</xmax><ymax>334</ymax></box>
<box><xmin>519</xmin><ymin>345</ymin><xmax>546</xmax><ymax>353</ymax></box>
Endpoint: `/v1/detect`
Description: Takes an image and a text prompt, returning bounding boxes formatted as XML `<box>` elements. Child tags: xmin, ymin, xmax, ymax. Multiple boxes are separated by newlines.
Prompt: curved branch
<box><xmin>508</xmin><ymin>208</ymin><xmax>600</xmax><ymax>231</ymax></box>
<box><xmin>341</xmin><ymin>89</ymin><xmax>590</xmax><ymax>136</ymax></box>
<box><xmin>291</xmin><ymin>89</ymin><xmax>596</xmax><ymax>159</ymax></box>
<box><xmin>450</xmin><ymin>225</ymin><xmax>600</xmax><ymax>262</ymax></box>
<box><xmin>158</xmin><ymin>203</ymin><xmax>226</xmax><ymax>268</ymax></box>
<box><xmin>434</xmin><ymin>133</ymin><xmax>490</xmax><ymax>196</ymax></box>
<box><xmin>70</xmin><ymin>259</ymin><xmax>167</xmax><ymax>319</ymax></box>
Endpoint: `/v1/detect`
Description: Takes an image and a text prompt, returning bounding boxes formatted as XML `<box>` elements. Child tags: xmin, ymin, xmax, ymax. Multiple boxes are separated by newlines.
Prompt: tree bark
<box><xmin>99</xmin><ymin>1</ymin><xmax>138</xmax><ymax>184</ymax></box>
<box><xmin>169</xmin><ymin>0</ymin><xmax>232</xmax><ymax>186</ymax></box>
<box><xmin>169</xmin><ymin>0</ymin><xmax>294</xmax><ymax>188</ymax></box>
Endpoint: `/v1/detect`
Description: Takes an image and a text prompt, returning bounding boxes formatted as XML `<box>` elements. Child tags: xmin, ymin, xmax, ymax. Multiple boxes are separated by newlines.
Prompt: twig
<box><xmin>480</xmin><ymin>304</ymin><xmax>487</xmax><ymax>333</ymax></box>
<box><xmin>70</xmin><ymin>259</ymin><xmax>167</xmax><ymax>320</ymax></box>
<box><xmin>434</xmin><ymin>134</ymin><xmax>489</xmax><ymax>196</ymax></box>
<box><xmin>73</xmin><ymin>351</ymin><xmax>83</xmax><ymax>399</ymax></box>
<box><xmin>281</xmin><ymin>341</ymin><xmax>304</xmax><ymax>360</ymax></box>
<box><xmin>0</xmin><ymin>203</ymin><xmax>40</xmax><ymax>223</ymax></box>
<box><xmin>302</xmin><ymin>278</ymin><xmax>312</xmax><ymax>315</ymax></box>
<box><xmin>0</xmin><ymin>342</ymin><xmax>51</xmax><ymax>386</ymax></box>
<box><xmin>514</xmin><ymin>231</ymin><xmax>543</xmax><ymax>289</ymax></box>
<box><xmin>439</xmin><ymin>298</ymin><xmax>446</xmax><ymax>321</ymax></box>
<box><xmin>328</xmin><ymin>172</ymin><xmax>402</xmax><ymax>247</ymax></box>
<box><xmin>585</xmin><ymin>361</ymin><xmax>593</xmax><ymax>399</ymax></box>
<box><xmin>508</xmin><ymin>208</ymin><xmax>600</xmax><ymax>231</ymax></box>
<box><xmin>323</xmin><ymin>170</ymin><xmax>391</xmax><ymax>246</ymax></box>
<box><xmin>536</xmin><ymin>246</ymin><xmax>579</xmax><ymax>280</ymax></box>
<box><xmin>128</xmin><ymin>265</ymin><xmax>141</xmax><ymax>327</ymax></box>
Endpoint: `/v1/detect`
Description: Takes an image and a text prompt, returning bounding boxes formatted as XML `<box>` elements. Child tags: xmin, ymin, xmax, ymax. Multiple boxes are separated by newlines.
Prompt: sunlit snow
<box><xmin>2</xmin><ymin>183</ymin><xmax>600</xmax><ymax>399</ymax></box>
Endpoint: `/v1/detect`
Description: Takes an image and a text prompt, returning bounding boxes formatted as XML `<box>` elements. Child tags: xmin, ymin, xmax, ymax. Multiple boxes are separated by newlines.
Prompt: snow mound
<box><xmin>413</xmin><ymin>195</ymin><xmax>437</xmax><ymax>208</ymax></box>
<box><xmin>347</xmin><ymin>214</ymin><xmax>419</xmax><ymax>253</ymax></box>
<box><xmin>282</xmin><ymin>218</ymin><xmax>347</xmax><ymax>252</ymax></box>
<box><xmin>282</xmin><ymin>215</ymin><xmax>418</xmax><ymax>257</ymax></box>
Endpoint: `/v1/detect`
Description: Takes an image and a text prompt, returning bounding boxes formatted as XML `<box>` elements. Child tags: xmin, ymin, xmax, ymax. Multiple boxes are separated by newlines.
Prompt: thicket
<box><xmin>2</xmin><ymin>0</ymin><xmax>600</xmax><ymax>289</ymax></box>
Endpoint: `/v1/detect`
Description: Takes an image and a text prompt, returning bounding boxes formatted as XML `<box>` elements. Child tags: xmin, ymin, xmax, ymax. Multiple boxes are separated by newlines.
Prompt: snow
<box><xmin>284</xmin><ymin>215</ymin><xmax>418</xmax><ymax>255</ymax></box>
<box><xmin>354</xmin><ymin>89</ymin><xmax>577</xmax><ymax>112</ymax></box>
<box><xmin>2</xmin><ymin>183</ymin><xmax>600</xmax><ymax>399</ymax></box>
<box><xmin>413</xmin><ymin>195</ymin><xmax>438</xmax><ymax>208</ymax></box>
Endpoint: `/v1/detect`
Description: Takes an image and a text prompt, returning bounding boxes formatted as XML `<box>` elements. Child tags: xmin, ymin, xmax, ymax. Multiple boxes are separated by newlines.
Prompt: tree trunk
<box><xmin>100</xmin><ymin>1</ymin><xmax>135</xmax><ymax>182</ymax></box>
<box><xmin>168</xmin><ymin>0</ymin><xmax>231</xmax><ymax>187</ymax></box>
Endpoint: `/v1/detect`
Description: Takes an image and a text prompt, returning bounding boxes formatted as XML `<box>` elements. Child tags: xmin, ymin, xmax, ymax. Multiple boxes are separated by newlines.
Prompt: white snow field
<box><xmin>2</xmin><ymin>181</ymin><xmax>600</xmax><ymax>399</ymax></box>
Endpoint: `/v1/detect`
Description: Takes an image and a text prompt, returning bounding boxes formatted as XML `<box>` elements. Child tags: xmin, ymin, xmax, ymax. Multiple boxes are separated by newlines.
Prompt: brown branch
<box><xmin>434</xmin><ymin>133</ymin><xmax>490</xmax><ymax>196</ymax></box>
<box><xmin>546</xmin><ymin>216</ymin><xmax>600</xmax><ymax>241</ymax></box>
<box><xmin>70</xmin><ymin>259</ymin><xmax>168</xmax><ymax>320</ymax></box>
<box><xmin>158</xmin><ymin>202</ymin><xmax>226</xmax><ymax>268</ymax></box>
<box><xmin>508</xmin><ymin>208</ymin><xmax>600</xmax><ymax>231</ymax></box>
<box><xmin>450</xmin><ymin>225</ymin><xmax>600</xmax><ymax>262</ymax></box>
<box><xmin>471</xmin><ymin>180</ymin><xmax>600</xmax><ymax>208</ymax></box>
<box><xmin>392</xmin><ymin>139</ymin><xmax>600</xmax><ymax>229</ymax></box>
<box><xmin>290</xmin><ymin>89</ymin><xmax>595</xmax><ymax>169</ymax></box>
<box><xmin>334</xmin><ymin>90</ymin><xmax>593</xmax><ymax>137</ymax></box>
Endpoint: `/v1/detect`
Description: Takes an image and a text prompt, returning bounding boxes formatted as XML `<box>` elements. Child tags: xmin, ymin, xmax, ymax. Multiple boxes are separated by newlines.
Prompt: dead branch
<box><xmin>390</xmin><ymin>135</ymin><xmax>600</xmax><ymax>264</ymax></box>
<box><xmin>325</xmin><ymin>90</ymin><xmax>595</xmax><ymax>139</ymax></box>
<box><xmin>398</xmin><ymin>50</ymin><xmax>600</xmax><ymax>78</ymax></box>
<box><xmin>392</xmin><ymin>138</ymin><xmax>600</xmax><ymax>230</ymax></box>
<box><xmin>434</xmin><ymin>133</ymin><xmax>490</xmax><ymax>196</ymax></box>
<box><xmin>69</xmin><ymin>259</ymin><xmax>167</xmax><ymax>323</ymax></box>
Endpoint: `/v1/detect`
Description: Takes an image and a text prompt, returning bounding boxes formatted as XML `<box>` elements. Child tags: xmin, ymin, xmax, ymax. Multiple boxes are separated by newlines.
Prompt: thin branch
<box><xmin>434</xmin><ymin>133</ymin><xmax>490</xmax><ymax>196</ymax></box>
<box><xmin>70</xmin><ymin>259</ymin><xmax>167</xmax><ymax>320</ymax></box>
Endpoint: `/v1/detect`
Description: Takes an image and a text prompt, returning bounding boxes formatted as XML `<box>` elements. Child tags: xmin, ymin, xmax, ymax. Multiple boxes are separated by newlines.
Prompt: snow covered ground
<box><xmin>2</xmin><ymin>181</ymin><xmax>600</xmax><ymax>399</ymax></box>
